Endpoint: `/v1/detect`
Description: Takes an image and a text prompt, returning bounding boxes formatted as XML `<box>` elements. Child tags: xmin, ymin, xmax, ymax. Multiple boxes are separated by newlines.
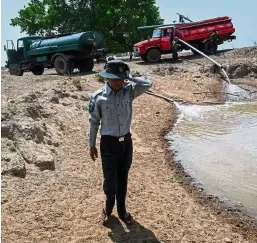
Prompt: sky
<box><xmin>1</xmin><ymin>0</ymin><xmax>257</xmax><ymax>66</ymax></box>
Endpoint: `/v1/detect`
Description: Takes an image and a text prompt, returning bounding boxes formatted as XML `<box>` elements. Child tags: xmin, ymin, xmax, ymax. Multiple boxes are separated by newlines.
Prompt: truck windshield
<box><xmin>152</xmin><ymin>29</ymin><xmax>161</xmax><ymax>38</ymax></box>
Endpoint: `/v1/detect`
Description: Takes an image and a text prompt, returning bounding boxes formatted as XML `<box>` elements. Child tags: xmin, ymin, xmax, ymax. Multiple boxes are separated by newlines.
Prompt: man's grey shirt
<box><xmin>88</xmin><ymin>77</ymin><xmax>152</xmax><ymax>147</ymax></box>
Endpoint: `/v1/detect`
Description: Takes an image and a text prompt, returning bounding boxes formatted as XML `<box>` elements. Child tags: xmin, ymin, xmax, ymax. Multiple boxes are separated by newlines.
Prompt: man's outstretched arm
<box><xmin>128</xmin><ymin>75</ymin><xmax>152</xmax><ymax>100</ymax></box>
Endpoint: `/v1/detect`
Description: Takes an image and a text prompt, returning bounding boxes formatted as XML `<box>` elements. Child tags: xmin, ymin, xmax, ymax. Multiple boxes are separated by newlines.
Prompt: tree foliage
<box><xmin>11</xmin><ymin>0</ymin><xmax>163</xmax><ymax>52</ymax></box>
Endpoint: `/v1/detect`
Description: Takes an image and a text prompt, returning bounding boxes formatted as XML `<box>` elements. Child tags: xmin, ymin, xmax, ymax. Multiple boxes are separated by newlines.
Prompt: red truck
<box><xmin>134</xmin><ymin>16</ymin><xmax>236</xmax><ymax>63</ymax></box>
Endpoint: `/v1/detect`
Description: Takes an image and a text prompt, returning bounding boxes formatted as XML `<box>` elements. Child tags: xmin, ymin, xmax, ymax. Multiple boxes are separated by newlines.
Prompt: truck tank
<box><xmin>177</xmin><ymin>16</ymin><xmax>235</xmax><ymax>40</ymax></box>
<box><xmin>28</xmin><ymin>32</ymin><xmax>103</xmax><ymax>56</ymax></box>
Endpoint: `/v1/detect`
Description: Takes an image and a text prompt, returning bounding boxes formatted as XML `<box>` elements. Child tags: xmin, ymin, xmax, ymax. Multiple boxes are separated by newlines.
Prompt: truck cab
<box><xmin>4</xmin><ymin>36</ymin><xmax>44</xmax><ymax>76</ymax></box>
<box><xmin>134</xmin><ymin>26</ymin><xmax>179</xmax><ymax>62</ymax></box>
<box><xmin>134</xmin><ymin>25</ymin><xmax>183</xmax><ymax>62</ymax></box>
<box><xmin>154</xmin><ymin>27</ymin><xmax>179</xmax><ymax>51</ymax></box>
<box><xmin>5</xmin><ymin>36</ymin><xmax>43</xmax><ymax>67</ymax></box>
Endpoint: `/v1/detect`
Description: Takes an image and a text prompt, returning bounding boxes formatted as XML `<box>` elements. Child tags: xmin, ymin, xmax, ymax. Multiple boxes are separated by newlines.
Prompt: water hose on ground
<box><xmin>174</xmin><ymin>37</ymin><xmax>231</xmax><ymax>83</ymax></box>
<box><xmin>174</xmin><ymin>37</ymin><xmax>257</xmax><ymax>95</ymax></box>
<box><xmin>145</xmin><ymin>90</ymin><xmax>175</xmax><ymax>103</ymax></box>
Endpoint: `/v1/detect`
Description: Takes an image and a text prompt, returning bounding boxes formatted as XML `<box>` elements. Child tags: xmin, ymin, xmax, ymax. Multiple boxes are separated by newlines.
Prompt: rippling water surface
<box><xmin>167</xmin><ymin>101</ymin><xmax>257</xmax><ymax>217</ymax></box>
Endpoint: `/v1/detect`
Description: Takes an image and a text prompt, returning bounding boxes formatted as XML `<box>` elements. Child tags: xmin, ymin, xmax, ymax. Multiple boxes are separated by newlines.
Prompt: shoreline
<box><xmin>158</xmin><ymin>96</ymin><xmax>257</xmax><ymax>240</ymax></box>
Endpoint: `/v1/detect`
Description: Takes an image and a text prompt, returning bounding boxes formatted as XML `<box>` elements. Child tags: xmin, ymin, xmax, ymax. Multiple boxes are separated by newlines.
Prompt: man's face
<box><xmin>108</xmin><ymin>78</ymin><xmax>125</xmax><ymax>92</ymax></box>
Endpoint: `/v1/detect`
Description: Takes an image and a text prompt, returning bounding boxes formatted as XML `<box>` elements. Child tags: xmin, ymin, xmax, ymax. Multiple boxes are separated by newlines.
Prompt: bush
<box><xmin>96</xmin><ymin>74</ymin><xmax>105</xmax><ymax>83</ymax></box>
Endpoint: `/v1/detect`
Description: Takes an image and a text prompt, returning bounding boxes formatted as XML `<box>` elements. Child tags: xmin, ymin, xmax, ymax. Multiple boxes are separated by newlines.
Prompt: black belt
<box><xmin>101</xmin><ymin>132</ymin><xmax>131</xmax><ymax>142</ymax></box>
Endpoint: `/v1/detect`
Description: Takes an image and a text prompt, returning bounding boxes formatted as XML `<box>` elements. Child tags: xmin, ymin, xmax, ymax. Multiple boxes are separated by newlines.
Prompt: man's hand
<box><xmin>90</xmin><ymin>146</ymin><xmax>98</xmax><ymax>161</ymax></box>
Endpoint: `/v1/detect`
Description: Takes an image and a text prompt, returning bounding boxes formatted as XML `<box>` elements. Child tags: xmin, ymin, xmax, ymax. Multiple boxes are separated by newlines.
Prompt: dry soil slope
<box><xmin>1</xmin><ymin>47</ymin><xmax>257</xmax><ymax>243</ymax></box>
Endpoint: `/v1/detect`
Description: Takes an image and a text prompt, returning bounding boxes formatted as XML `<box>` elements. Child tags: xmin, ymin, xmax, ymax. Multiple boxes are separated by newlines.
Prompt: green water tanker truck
<box><xmin>4</xmin><ymin>32</ymin><xmax>106</xmax><ymax>76</ymax></box>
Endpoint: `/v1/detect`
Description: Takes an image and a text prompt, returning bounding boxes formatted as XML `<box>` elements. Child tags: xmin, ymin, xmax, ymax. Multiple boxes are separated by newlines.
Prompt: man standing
<box><xmin>210</xmin><ymin>30</ymin><xmax>219</xmax><ymax>42</ymax></box>
<box><xmin>88</xmin><ymin>60</ymin><xmax>152</xmax><ymax>225</ymax></box>
<box><xmin>210</xmin><ymin>30</ymin><xmax>219</xmax><ymax>54</ymax></box>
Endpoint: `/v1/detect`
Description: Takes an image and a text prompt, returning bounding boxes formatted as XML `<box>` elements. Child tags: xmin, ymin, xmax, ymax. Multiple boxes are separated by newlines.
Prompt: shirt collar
<box><xmin>104</xmin><ymin>82</ymin><xmax>128</xmax><ymax>95</ymax></box>
<box><xmin>105</xmin><ymin>82</ymin><xmax>112</xmax><ymax>95</ymax></box>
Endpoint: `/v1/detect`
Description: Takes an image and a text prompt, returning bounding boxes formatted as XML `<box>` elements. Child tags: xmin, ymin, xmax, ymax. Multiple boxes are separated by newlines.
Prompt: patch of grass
<box><xmin>229</xmin><ymin>103</ymin><xmax>257</xmax><ymax>114</ymax></box>
<box><xmin>166</xmin><ymin>177</ymin><xmax>177</xmax><ymax>183</ymax></box>
<box><xmin>9</xmin><ymin>145</ymin><xmax>17</xmax><ymax>152</ymax></box>
<box><xmin>7</xmin><ymin>140</ymin><xmax>19</xmax><ymax>152</ymax></box>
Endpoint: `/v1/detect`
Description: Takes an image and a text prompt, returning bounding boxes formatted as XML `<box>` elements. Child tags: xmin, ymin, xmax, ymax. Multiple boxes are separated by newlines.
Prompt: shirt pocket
<box><xmin>121</xmin><ymin>98</ymin><xmax>131</xmax><ymax>114</ymax></box>
<box><xmin>101</xmin><ymin>103</ymin><xmax>115</xmax><ymax>122</ymax></box>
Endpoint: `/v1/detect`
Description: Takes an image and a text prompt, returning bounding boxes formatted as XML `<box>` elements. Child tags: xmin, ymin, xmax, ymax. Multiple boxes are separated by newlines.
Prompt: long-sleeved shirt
<box><xmin>88</xmin><ymin>76</ymin><xmax>152</xmax><ymax>147</ymax></box>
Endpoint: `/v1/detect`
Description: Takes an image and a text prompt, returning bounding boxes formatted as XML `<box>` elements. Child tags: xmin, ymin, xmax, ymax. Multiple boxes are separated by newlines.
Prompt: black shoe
<box><xmin>119</xmin><ymin>213</ymin><xmax>134</xmax><ymax>225</ymax></box>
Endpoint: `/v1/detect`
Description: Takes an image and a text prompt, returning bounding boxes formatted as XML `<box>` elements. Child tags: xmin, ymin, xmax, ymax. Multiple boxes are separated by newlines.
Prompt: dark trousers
<box><xmin>210</xmin><ymin>40</ymin><xmax>217</xmax><ymax>53</ymax></box>
<box><xmin>100</xmin><ymin>133</ymin><xmax>133</xmax><ymax>217</ymax></box>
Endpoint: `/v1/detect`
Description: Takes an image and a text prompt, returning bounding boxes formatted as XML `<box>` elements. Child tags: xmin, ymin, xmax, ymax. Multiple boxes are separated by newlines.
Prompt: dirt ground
<box><xmin>1</xmin><ymin>46</ymin><xmax>257</xmax><ymax>243</ymax></box>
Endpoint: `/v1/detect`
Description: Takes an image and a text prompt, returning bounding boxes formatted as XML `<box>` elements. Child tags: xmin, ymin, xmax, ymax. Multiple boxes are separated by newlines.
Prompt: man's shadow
<box><xmin>104</xmin><ymin>216</ymin><xmax>161</xmax><ymax>243</ymax></box>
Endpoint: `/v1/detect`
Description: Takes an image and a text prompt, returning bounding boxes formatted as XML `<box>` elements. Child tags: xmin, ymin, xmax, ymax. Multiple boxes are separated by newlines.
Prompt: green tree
<box><xmin>10</xmin><ymin>0</ymin><xmax>163</xmax><ymax>52</ymax></box>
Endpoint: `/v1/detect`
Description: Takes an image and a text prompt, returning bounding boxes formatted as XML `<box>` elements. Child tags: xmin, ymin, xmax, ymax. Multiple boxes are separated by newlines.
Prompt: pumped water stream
<box><xmin>167</xmin><ymin>85</ymin><xmax>257</xmax><ymax>218</ymax></box>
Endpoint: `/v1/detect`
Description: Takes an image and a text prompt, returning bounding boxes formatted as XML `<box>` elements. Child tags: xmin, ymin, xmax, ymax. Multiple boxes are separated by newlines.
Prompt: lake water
<box><xmin>166</xmin><ymin>101</ymin><xmax>257</xmax><ymax>217</ymax></box>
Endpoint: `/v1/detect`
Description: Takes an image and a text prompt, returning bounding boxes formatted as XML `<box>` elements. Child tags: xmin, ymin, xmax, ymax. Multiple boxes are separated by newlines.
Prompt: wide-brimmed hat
<box><xmin>99</xmin><ymin>60</ymin><xmax>130</xmax><ymax>79</ymax></box>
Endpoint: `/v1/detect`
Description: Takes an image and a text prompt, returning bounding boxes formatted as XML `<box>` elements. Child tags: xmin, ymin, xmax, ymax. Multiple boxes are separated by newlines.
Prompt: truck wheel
<box><xmin>9</xmin><ymin>64</ymin><xmax>16</xmax><ymax>75</ymax></box>
<box><xmin>9</xmin><ymin>64</ymin><xmax>23</xmax><ymax>76</ymax></box>
<box><xmin>77</xmin><ymin>58</ymin><xmax>94</xmax><ymax>73</ymax></box>
<box><xmin>203</xmin><ymin>41</ymin><xmax>217</xmax><ymax>55</ymax></box>
<box><xmin>67</xmin><ymin>60</ymin><xmax>75</xmax><ymax>75</ymax></box>
<box><xmin>140</xmin><ymin>55</ymin><xmax>147</xmax><ymax>62</ymax></box>
<box><xmin>54</xmin><ymin>56</ymin><xmax>74</xmax><ymax>75</ymax></box>
<box><xmin>31</xmin><ymin>66</ymin><xmax>44</xmax><ymax>75</ymax></box>
<box><xmin>17</xmin><ymin>70</ymin><xmax>24</xmax><ymax>76</ymax></box>
<box><xmin>146</xmin><ymin>49</ymin><xmax>161</xmax><ymax>63</ymax></box>
<box><xmin>172</xmin><ymin>50</ymin><xmax>178</xmax><ymax>60</ymax></box>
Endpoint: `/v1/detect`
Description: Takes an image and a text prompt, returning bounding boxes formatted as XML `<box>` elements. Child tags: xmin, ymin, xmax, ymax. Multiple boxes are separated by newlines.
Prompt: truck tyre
<box><xmin>172</xmin><ymin>50</ymin><xmax>178</xmax><ymax>60</ymax></box>
<box><xmin>146</xmin><ymin>49</ymin><xmax>161</xmax><ymax>63</ymax></box>
<box><xmin>172</xmin><ymin>44</ymin><xmax>178</xmax><ymax>60</ymax></box>
<box><xmin>67</xmin><ymin>60</ymin><xmax>75</xmax><ymax>75</ymax></box>
<box><xmin>77</xmin><ymin>58</ymin><xmax>94</xmax><ymax>73</ymax></box>
<box><xmin>31</xmin><ymin>66</ymin><xmax>44</xmax><ymax>75</ymax></box>
<box><xmin>54</xmin><ymin>56</ymin><xmax>74</xmax><ymax>75</ymax></box>
<box><xmin>140</xmin><ymin>55</ymin><xmax>147</xmax><ymax>62</ymax></box>
<box><xmin>17</xmin><ymin>70</ymin><xmax>24</xmax><ymax>76</ymax></box>
<box><xmin>9</xmin><ymin>64</ymin><xmax>23</xmax><ymax>76</ymax></box>
<box><xmin>9</xmin><ymin>64</ymin><xmax>16</xmax><ymax>75</ymax></box>
<box><xmin>203</xmin><ymin>41</ymin><xmax>218</xmax><ymax>55</ymax></box>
